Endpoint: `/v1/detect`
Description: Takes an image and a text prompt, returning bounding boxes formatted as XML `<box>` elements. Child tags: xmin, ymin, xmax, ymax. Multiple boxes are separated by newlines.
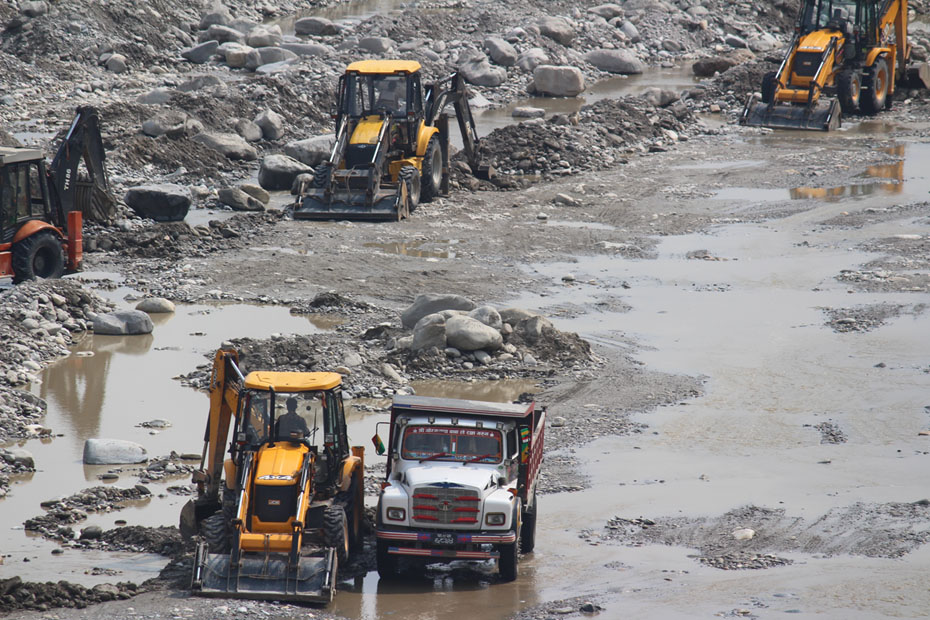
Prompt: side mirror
<box><xmin>372</xmin><ymin>433</ymin><xmax>386</xmax><ymax>456</ymax></box>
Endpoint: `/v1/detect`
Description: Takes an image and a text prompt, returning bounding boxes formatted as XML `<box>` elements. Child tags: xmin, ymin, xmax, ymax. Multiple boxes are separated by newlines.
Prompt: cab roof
<box><xmin>345</xmin><ymin>59</ymin><xmax>421</xmax><ymax>75</ymax></box>
<box><xmin>244</xmin><ymin>371</ymin><xmax>342</xmax><ymax>392</ymax></box>
<box><xmin>392</xmin><ymin>395</ymin><xmax>534</xmax><ymax>418</ymax></box>
<box><xmin>0</xmin><ymin>147</ymin><xmax>43</xmax><ymax>165</ymax></box>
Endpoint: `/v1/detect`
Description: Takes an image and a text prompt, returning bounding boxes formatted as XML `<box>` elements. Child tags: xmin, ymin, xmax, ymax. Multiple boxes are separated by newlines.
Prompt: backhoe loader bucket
<box><xmin>294</xmin><ymin>187</ymin><xmax>403</xmax><ymax>221</ymax></box>
<box><xmin>192</xmin><ymin>543</ymin><xmax>337</xmax><ymax>604</ymax></box>
<box><xmin>740</xmin><ymin>96</ymin><xmax>841</xmax><ymax>132</ymax></box>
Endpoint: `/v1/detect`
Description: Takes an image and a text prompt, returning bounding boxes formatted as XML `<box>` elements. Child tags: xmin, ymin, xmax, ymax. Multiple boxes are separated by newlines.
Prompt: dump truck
<box><xmin>180</xmin><ymin>349</ymin><xmax>365</xmax><ymax>604</ymax></box>
<box><xmin>0</xmin><ymin>106</ymin><xmax>113</xmax><ymax>282</ymax></box>
<box><xmin>373</xmin><ymin>395</ymin><xmax>545</xmax><ymax>581</ymax></box>
<box><xmin>293</xmin><ymin>60</ymin><xmax>492</xmax><ymax>221</ymax></box>
<box><xmin>741</xmin><ymin>0</ymin><xmax>930</xmax><ymax>131</ymax></box>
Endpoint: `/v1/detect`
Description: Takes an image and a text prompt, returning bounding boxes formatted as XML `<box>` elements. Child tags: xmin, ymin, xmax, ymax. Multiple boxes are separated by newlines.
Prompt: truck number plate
<box><xmin>434</xmin><ymin>533</ymin><xmax>456</xmax><ymax>545</ymax></box>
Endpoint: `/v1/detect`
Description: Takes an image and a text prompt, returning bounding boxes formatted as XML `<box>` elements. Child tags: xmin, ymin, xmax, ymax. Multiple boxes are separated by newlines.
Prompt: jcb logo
<box><xmin>268</xmin><ymin>499</ymin><xmax>281</xmax><ymax>506</ymax></box>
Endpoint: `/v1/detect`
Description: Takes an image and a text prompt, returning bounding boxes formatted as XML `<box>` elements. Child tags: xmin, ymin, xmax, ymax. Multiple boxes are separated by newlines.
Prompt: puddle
<box><xmin>546</xmin><ymin>220</ymin><xmax>617</xmax><ymax>231</ymax></box>
<box><xmin>248</xmin><ymin>245</ymin><xmax>313</xmax><ymax>256</ymax></box>
<box><xmin>675</xmin><ymin>159</ymin><xmax>766</xmax><ymax>171</ymax></box>
<box><xmin>362</xmin><ymin>240</ymin><xmax>458</xmax><ymax>259</ymax></box>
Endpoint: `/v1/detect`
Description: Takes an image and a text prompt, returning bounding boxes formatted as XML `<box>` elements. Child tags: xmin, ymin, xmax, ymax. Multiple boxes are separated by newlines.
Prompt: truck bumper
<box><xmin>376</xmin><ymin>528</ymin><xmax>516</xmax><ymax>560</ymax></box>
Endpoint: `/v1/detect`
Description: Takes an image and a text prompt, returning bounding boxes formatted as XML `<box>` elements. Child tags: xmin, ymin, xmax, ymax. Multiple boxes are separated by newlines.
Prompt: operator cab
<box><xmin>0</xmin><ymin>148</ymin><xmax>54</xmax><ymax>245</ymax></box>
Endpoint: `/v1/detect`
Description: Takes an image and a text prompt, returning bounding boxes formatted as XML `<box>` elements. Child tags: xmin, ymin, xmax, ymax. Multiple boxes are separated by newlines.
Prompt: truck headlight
<box><xmin>485</xmin><ymin>512</ymin><xmax>506</xmax><ymax>526</ymax></box>
<box><xmin>386</xmin><ymin>507</ymin><xmax>406</xmax><ymax>521</ymax></box>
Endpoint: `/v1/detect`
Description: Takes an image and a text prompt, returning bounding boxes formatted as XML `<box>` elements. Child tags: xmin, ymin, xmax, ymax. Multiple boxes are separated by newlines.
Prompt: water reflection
<box><xmin>363</xmin><ymin>241</ymin><xmax>456</xmax><ymax>259</ymax></box>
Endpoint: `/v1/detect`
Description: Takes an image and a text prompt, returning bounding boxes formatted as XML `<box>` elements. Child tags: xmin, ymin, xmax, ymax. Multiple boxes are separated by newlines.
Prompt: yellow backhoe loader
<box><xmin>293</xmin><ymin>59</ymin><xmax>492</xmax><ymax>221</ymax></box>
<box><xmin>179</xmin><ymin>349</ymin><xmax>365</xmax><ymax>604</ymax></box>
<box><xmin>741</xmin><ymin>0</ymin><xmax>930</xmax><ymax>131</ymax></box>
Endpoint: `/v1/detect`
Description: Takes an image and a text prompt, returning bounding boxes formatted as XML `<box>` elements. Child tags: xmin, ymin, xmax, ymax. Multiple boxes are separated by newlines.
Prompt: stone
<box><xmin>199</xmin><ymin>9</ymin><xmax>231</xmax><ymax>30</ymax></box>
<box><xmin>247</xmin><ymin>24</ymin><xmax>282</xmax><ymax>48</ymax></box>
<box><xmin>135</xmin><ymin>298</ymin><xmax>175</xmax><ymax>314</ymax></box>
<box><xmin>218</xmin><ymin>187</ymin><xmax>265</xmax><ymax>211</ymax></box>
<box><xmin>255</xmin><ymin>46</ymin><xmax>297</xmax><ymax>66</ymax></box>
<box><xmin>474</xmin><ymin>350</ymin><xmax>492</xmax><ymax>365</ymax></box>
<box><xmin>142</xmin><ymin>111</ymin><xmax>202</xmax><ymax>138</ymax></box>
<box><xmin>181</xmin><ymin>40</ymin><xmax>219</xmax><ymax>64</ymax></box>
<box><xmin>381</xmin><ymin>363</ymin><xmax>404</xmax><ymax>383</ymax></box>
<box><xmin>402</xmin><ymin>294</ymin><xmax>477</xmax><ymax>329</ymax></box>
<box><xmin>523</xmin><ymin>353</ymin><xmax>538</xmax><ymax>366</ymax></box>
<box><xmin>254</xmin><ymin>109</ymin><xmax>285</xmax><ymax>141</ymax></box>
<box><xmin>458</xmin><ymin>51</ymin><xmax>507</xmax><ymax>87</ymax></box>
<box><xmin>445</xmin><ymin>347</ymin><xmax>462</xmax><ymax>358</ymax></box>
<box><xmin>359</xmin><ymin>37</ymin><xmax>394</xmax><ymax>53</ymax></box>
<box><xmin>732</xmin><ymin>528</ymin><xmax>755</xmax><ymax>540</ymax></box>
<box><xmin>21</xmin><ymin>1</ymin><xmax>49</xmax><ymax>18</ymax></box>
<box><xmin>468</xmin><ymin>305</ymin><xmax>503</xmax><ymax>330</ymax></box>
<box><xmin>138</xmin><ymin>87</ymin><xmax>174</xmax><ymax>105</ymax></box>
<box><xmin>516</xmin><ymin>315</ymin><xmax>554</xmax><ymax>344</ymax></box>
<box><xmin>83</xmin><ymin>438</ymin><xmax>148</xmax><ymax>465</ymax></box>
<box><xmin>258</xmin><ymin>154</ymin><xmax>313</xmax><ymax>191</ymax></box>
<box><xmin>105</xmin><ymin>54</ymin><xmax>128</xmax><ymax>73</ymax></box>
<box><xmin>178</xmin><ymin>74</ymin><xmax>223</xmax><ymax>92</ymax></box>
<box><xmin>532</xmin><ymin>65</ymin><xmax>585</xmax><ymax>97</ymax></box>
<box><xmin>281</xmin><ymin>42</ymin><xmax>332</xmax><ymax>57</ymax></box>
<box><xmin>484</xmin><ymin>37</ymin><xmax>518</xmax><ymax>66</ymax></box>
<box><xmin>1</xmin><ymin>447</ymin><xmax>34</xmax><ymax>469</ymax></box>
<box><xmin>92</xmin><ymin>310</ymin><xmax>154</xmax><ymax>335</ymax></box>
<box><xmin>446</xmin><ymin>315</ymin><xmax>503</xmax><ymax>351</ymax></box>
<box><xmin>295</xmin><ymin>16</ymin><xmax>340</xmax><ymax>36</ymax></box>
<box><xmin>222</xmin><ymin>43</ymin><xmax>257</xmax><ymax>68</ymax></box>
<box><xmin>516</xmin><ymin>48</ymin><xmax>549</xmax><ymax>72</ymax></box>
<box><xmin>207</xmin><ymin>24</ymin><xmax>246</xmax><ymax>45</ymax></box>
<box><xmin>124</xmin><ymin>184</ymin><xmax>191</xmax><ymax>222</ymax></box>
<box><xmin>499</xmin><ymin>308</ymin><xmax>537</xmax><ymax>325</ymax></box>
<box><xmin>692</xmin><ymin>55</ymin><xmax>739</xmax><ymax>77</ymax></box>
<box><xmin>619</xmin><ymin>20</ymin><xmax>640</xmax><ymax>43</ymax></box>
<box><xmin>192</xmin><ymin>133</ymin><xmax>258</xmax><ymax>160</ymax></box>
<box><xmin>235</xmin><ymin>119</ymin><xmax>263</xmax><ymax>142</ymax></box>
<box><xmin>79</xmin><ymin>525</ymin><xmax>103</xmax><ymax>540</ymax></box>
<box><xmin>641</xmin><ymin>87</ymin><xmax>679</xmax><ymax>107</ymax></box>
<box><xmin>537</xmin><ymin>16</ymin><xmax>575</xmax><ymax>46</ymax></box>
<box><xmin>285</xmin><ymin>134</ymin><xmax>336</xmax><ymax>166</ymax></box>
<box><xmin>588</xmin><ymin>3</ymin><xmax>624</xmax><ymax>19</ymax></box>
<box><xmin>585</xmin><ymin>49</ymin><xmax>644</xmax><ymax>74</ymax></box>
<box><xmin>512</xmin><ymin>106</ymin><xmax>546</xmax><ymax>118</ymax></box>
<box><xmin>412</xmin><ymin>313</ymin><xmax>447</xmax><ymax>351</ymax></box>
<box><xmin>240</xmin><ymin>184</ymin><xmax>270</xmax><ymax>204</ymax></box>
<box><xmin>725</xmin><ymin>34</ymin><xmax>748</xmax><ymax>49</ymax></box>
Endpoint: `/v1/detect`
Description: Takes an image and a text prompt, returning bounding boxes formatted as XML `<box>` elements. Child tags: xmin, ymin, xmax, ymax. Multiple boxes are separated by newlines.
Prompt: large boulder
<box><xmin>295</xmin><ymin>16</ymin><xmax>340</xmax><ymax>36</ymax></box>
<box><xmin>458</xmin><ymin>51</ymin><xmax>507</xmax><ymax>87</ymax></box>
<box><xmin>247</xmin><ymin>24</ymin><xmax>282</xmax><ymax>48</ymax></box>
<box><xmin>641</xmin><ymin>87</ymin><xmax>679</xmax><ymax>107</ymax></box>
<box><xmin>141</xmin><ymin>111</ymin><xmax>203</xmax><ymax>138</ymax></box>
<box><xmin>199</xmin><ymin>8</ymin><xmax>231</xmax><ymax>30</ymax></box>
<box><xmin>135</xmin><ymin>298</ymin><xmax>175</xmax><ymax>314</ymax></box>
<box><xmin>500</xmin><ymin>307</ymin><xmax>538</xmax><ymax>325</ymax></box>
<box><xmin>1</xmin><ymin>447</ymin><xmax>34</xmax><ymax>469</ymax></box>
<box><xmin>222</xmin><ymin>43</ymin><xmax>258</xmax><ymax>68</ymax></box>
<box><xmin>181</xmin><ymin>40</ymin><xmax>219</xmax><ymax>64</ymax></box>
<box><xmin>588</xmin><ymin>3</ymin><xmax>625</xmax><ymax>19</ymax></box>
<box><xmin>537</xmin><ymin>16</ymin><xmax>575</xmax><ymax>46</ymax></box>
<box><xmin>446</xmin><ymin>315</ymin><xmax>503</xmax><ymax>351</ymax></box>
<box><xmin>83</xmin><ymin>439</ymin><xmax>148</xmax><ymax>465</ymax></box>
<box><xmin>532</xmin><ymin>65</ymin><xmax>585</xmax><ymax>96</ymax></box>
<box><xmin>254</xmin><ymin>108</ymin><xmax>284</xmax><ymax>141</ymax></box>
<box><xmin>401</xmin><ymin>294</ymin><xmax>476</xmax><ymax>329</ymax></box>
<box><xmin>585</xmin><ymin>49</ymin><xmax>644</xmax><ymax>74</ymax></box>
<box><xmin>468</xmin><ymin>305</ymin><xmax>503</xmax><ymax>330</ymax></box>
<box><xmin>516</xmin><ymin>48</ymin><xmax>549</xmax><ymax>72</ymax></box>
<box><xmin>218</xmin><ymin>187</ymin><xmax>265</xmax><ymax>211</ymax></box>
<box><xmin>255</xmin><ymin>46</ymin><xmax>297</xmax><ymax>66</ymax></box>
<box><xmin>484</xmin><ymin>37</ymin><xmax>517</xmax><ymax>67</ymax></box>
<box><xmin>206</xmin><ymin>24</ymin><xmax>246</xmax><ymax>45</ymax></box>
<box><xmin>281</xmin><ymin>42</ymin><xmax>332</xmax><ymax>57</ymax></box>
<box><xmin>258</xmin><ymin>154</ymin><xmax>313</xmax><ymax>190</ymax></box>
<box><xmin>692</xmin><ymin>55</ymin><xmax>740</xmax><ymax>77</ymax></box>
<box><xmin>359</xmin><ymin>37</ymin><xmax>395</xmax><ymax>53</ymax></box>
<box><xmin>124</xmin><ymin>184</ymin><xmax>191</xmax><ymax>222</ymax></box>
<box><xmin>619</xmin><ymin>20</ymin><xmax>640</xmax><ymax>43</ymax></box>
<box><xmin>515</xmin><ymin>315</ymin><xmax>555</xmax><ymax>344</ymax></box>
<box><xmin>285</xmin><ymin>134</ymin><xmax>335</xmax><ymax>166</ymax></box>
<box><xmin>411</xmin><ymin>313</ymin><xmax>447</xmax><ymax>351</ymax></box>
<box><xmin>92</xmin><ymin>310</ymin><xmax>154</xmax><ymax>335</ymax></box>
<box><xmin>192</xmin><ymin>132</ymin><xmax>258</xmax><ymax>160</ymax></box>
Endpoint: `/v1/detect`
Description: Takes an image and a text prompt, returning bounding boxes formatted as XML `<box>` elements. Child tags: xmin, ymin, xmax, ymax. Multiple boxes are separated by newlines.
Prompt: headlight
<box><xmin>485</xmin><ymin>512</ymin><xmax>506</xmax><ymax>526</ymax></box>
<box><xmin>386</xmin><ymin>507</ymin><xmax>406</xmax><ymax>521</ymax></box>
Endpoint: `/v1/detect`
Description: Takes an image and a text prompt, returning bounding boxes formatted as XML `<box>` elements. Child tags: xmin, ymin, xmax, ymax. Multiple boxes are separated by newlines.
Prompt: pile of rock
<box><xmin>0</xmin><ymin>576</ymin><xmax>140</xmax><ymax>613</ymax></box>
<box><xmin>24</xmin><ymin>485</ymin><xmax>152</xmax><ymax>543</ymax></box>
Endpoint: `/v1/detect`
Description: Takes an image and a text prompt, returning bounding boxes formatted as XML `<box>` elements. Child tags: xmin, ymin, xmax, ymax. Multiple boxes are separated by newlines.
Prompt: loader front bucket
<box><xmin>739</xmin><ymin>96</ymin><xmax>841</xmax><ymax>132</ymax></box>
<box><xmin>293</xmin><ymin>188</ymin><xmax>402</xmax><ymax>221</ymax></box>
<box><xmin>191</xmin><ymin>543</ymin><xmax>337</xmax><ymax>604</ymax></box>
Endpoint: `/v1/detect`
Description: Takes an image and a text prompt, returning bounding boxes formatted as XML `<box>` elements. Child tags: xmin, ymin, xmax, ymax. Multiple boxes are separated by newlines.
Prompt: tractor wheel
<box><xmin>837</xmin><ymin>70</ymin><xmax>861</xmax><ymax>114</ymax></box>
<box><xmin>323</xmin><ymin>504</ymin><xmax>349</xmax><ymax>566</ymax></box>
<box><xmin>376</xmin><ymin>539</ymin><xmax>400</xmax><ymax>579</ymax></box>
<box><xmin>419</xmin><ymin>135</ymin><xmax>443</xmax><ymax>203</ymax></box>
<box><xmin>760</xmin><ymin>72</ymin><xmax>778</xmax><ymax>104</ymax></box>
<box><xmin>201</xmin><ymin>511</ymin><xmax>230</xmax><ymax>554</ymax></box>
<box><xmin>398</xmin><ymin>165</ymin><xmax>421</xmax><ymax>213</ymax></box>
<box><xmin>312</xmin><ymin>162</ymin><xmax>333</xmax><ymax>189</ymax></box>
<box><xmin>861</xmin><ymin>58</ymin><xmax>889</xmax><ymax>115</ymax></box>
<box><xmin>12</xmin><ymin>231</ymin><xmax>65</xmax><ymax>283</ymax></box>
<box><xmin>520</xmin><ymin>492</ymin><xmax>537</xmax><ymax>553</ymax></box>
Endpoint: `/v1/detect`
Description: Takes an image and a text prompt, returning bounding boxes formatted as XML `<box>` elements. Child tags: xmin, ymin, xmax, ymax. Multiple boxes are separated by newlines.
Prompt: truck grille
<box><xmin>411</xmin><ymin>486</ymin><xmax>480</xmax><ymax>525</ymax></box>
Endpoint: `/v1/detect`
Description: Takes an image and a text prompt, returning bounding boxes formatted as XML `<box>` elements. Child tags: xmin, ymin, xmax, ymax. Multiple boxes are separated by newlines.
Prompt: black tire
<box><xmin>376</xmin><ymin>539</ymin><xmax>399</xmax><ymax>579</ymax></box>
<box><xmin>419</xmin><ymin>135</ymin><xmax>443</xmax><ymax>203</ymax></box>
<box><xmin>336</xmin><ymin>474</ymin><xmax>363</xmax><ymax>552</ymax></box>
<box><xmin>323</xmin><ymin>504</ymin><xmax>349</xmax><ymax>566</ymax></box>
<box><xmin>398</xmin><ymin>165</ymin><xmax>421</xmax><ymax>213</ymax></box>
<box><xmin>12</xmin><ymin>231</ymin><xmax>65</xmax><ymax>283</ymax></box>
<box><xmin>499</xmin><ymin>502</ymin><xmax>521</xmax><ymax>582</ymax></box>
<box><xmin>520</xmin><ymin>493</ymin><xmax>537</xmax><ymax>553</ymax></box>
<box><xmin>201</xmin><ymin>511</ymin><xmax>230</xmax><ymax>554</ymax></box>
<box><xmin>312</xmin><ymin>162</ymin><xmax>333</xmax><ymax>189</ymax></box>
<box><xmin>760</xmin><ymin>72</ymin><xmax>777</xmax><ymax>105</ymax></box>
<box><xmin>861</xmin><ymin>58</ymin><xmax>889</xmax><ymax>115</ymax></box>
<box><xmin>837</xmin><ymin>70</ymin><xmax>861</xmax><ymax>114</ymax></box>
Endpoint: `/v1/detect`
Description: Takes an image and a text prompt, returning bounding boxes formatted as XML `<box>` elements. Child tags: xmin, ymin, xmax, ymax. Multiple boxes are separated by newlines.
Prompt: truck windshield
<box><xmin>402</xmin><ymin>426</ymin><xmax>502</xmax><ymax>463</ymax></box>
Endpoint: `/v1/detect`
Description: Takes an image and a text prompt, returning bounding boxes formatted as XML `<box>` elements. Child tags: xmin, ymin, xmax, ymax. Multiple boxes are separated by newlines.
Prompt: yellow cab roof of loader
<box><xmin>346</xmin><ymin>59</ymin><xmax>421</xmax><ymax>75</ymax></box>
<box><xmin>244</xmin><ymin>371</ymin><xmax>342</xmax><ymax>391</ymax></box>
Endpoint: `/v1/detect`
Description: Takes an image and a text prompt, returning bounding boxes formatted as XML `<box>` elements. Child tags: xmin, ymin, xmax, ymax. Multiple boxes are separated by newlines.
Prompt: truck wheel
<box><xmin>398</xmin><ymin>165</ymin><xmax>421</xmax><ymax>213</ymax></box>
<box><xmin>12</xmin><ymin>231</ymin><xmax>65</xmax><ymax>283</ymax></box>
<box><xmin>419</xmin><ymin>136</ymin><xmax>442</xmax><ymax>203</ymax></box>
<box><xmin>861</xmin><ymin>58</ymin><xmax>889</xmax><ymax>115</ymax></box>
<box><xmin>521</xmin><ymin>494</ymin><xmax>537</xmax><ymax>553</ymax></box>
<box><xmin>760</xmin><ymin>72</ymin><xmax>777</xmax><ymax>104</ymax></box>
<box><xmin>376</xmin><ymin>539</ymin><xmax>399</xmax><ymax>579</ymax></box>
<box><xmin>323</xmin><ymin>504</ymin><xmax>349</xmax><ymax>566</ymax></box>
<box><xmin>201</xmin><ymin>511</ymin><xmax>230</xmax><ymax>554</ymax></box>
<box><xmin>837</xmin><ymin>70</ymin><xmax>861</xmax><ymax>114</ymax></box>
<box><xmin>499</xmin><ymin>502</ymin><xmax>521</xmax><ymax>582</ymax></box>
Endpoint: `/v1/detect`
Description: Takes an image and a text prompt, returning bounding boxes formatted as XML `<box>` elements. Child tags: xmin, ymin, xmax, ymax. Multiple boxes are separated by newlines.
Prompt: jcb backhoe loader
<box><xmin>293</xmin><ymin>60</ymin><xmax>493</xmax><ymax>221</ymax></box>
<box><xmin>180</xmin><ymin>349</ymin><xmax>365</xmax><ymax>604</ymax></box>
<box><xmin>741</xmin><ymin>0</ymin><xmax>930</xmax><ymax>131</ymax></box>
<box><xmin>0</xmin><ymin>106</ymin><xmax>114</xmax><ymax>282</ymax></box>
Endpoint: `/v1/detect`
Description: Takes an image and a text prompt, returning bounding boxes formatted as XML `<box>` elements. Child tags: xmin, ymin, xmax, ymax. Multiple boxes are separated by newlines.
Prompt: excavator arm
<box><xmin>425</xmin><ymin>72</ymin><xmax>493</xmax><ymax>180</ymax></box>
